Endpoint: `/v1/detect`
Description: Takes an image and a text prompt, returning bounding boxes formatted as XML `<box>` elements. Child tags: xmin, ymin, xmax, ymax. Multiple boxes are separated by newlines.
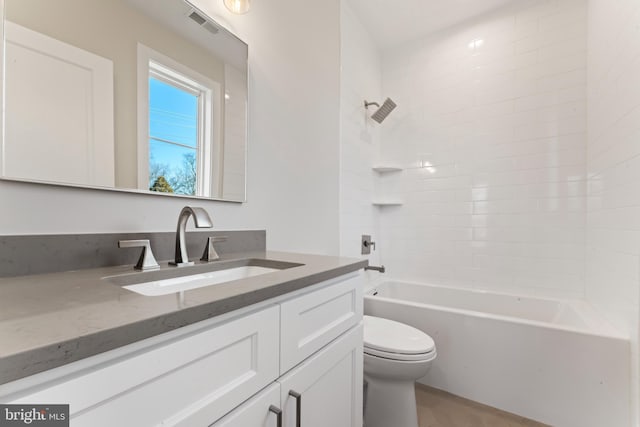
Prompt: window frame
<box><xmin>136</xmin><ymin>43</ymin><xmax>222</xmax><ymax>197</ymax></box>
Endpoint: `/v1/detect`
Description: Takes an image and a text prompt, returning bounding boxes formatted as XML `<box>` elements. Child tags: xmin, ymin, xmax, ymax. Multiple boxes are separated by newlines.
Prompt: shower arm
<box><xmin>364</xmin><ymin>100</ymin><xmax>380</xmax><ymax>108</ymax></box>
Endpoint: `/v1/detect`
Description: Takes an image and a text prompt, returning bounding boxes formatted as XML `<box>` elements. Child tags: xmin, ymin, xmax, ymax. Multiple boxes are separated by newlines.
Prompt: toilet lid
<box><xmin>363</xmin><ymin>315</ymin><xmax>435</xmax><ymax>355</ymax></box>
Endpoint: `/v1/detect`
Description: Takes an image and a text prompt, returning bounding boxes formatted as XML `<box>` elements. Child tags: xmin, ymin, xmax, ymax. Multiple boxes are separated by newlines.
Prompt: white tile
<box><xmin>374</xmin><ymin>1</ymin><xmax>593</xmax><ymax>299</ymax></box>
<box><xmin>587</xmin><ymin>0</ymin><xmax>640</xmax><ymax>423</ymax></box>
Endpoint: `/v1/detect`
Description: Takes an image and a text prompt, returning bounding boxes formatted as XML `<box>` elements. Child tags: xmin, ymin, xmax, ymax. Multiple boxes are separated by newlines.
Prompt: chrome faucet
<box><xmin>170</xmin><ymin>206</ymin><xmax>213</xmax><ymax>267</ymax></box>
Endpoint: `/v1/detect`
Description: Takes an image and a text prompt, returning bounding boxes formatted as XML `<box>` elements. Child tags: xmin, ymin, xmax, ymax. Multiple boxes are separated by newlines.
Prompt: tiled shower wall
<box><xmin>587</xmin><ymin>0</ymin><xmax>640</xmax><ymax>423</ymax></box>
<box><xmin>378</xmin><ymin>0</ymin><xmax>588</xmax><ymax>297</ymax></box>
<box><xmin>339</xmin><ymin>2</ymin><xmax>382</xmax><ymax>271</ymax></box>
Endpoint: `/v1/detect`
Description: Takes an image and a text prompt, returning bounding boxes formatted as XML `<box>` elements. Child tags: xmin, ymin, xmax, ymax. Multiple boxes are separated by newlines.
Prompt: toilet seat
<box><xmin>364</xmin><ymin>346</ymin><xmax>437</xmax><ymax>362</ymax></box>
<box><xmin>363</xmin><ymin>315</ymin><xmax>436</xmax><ymax>362</ymax></box>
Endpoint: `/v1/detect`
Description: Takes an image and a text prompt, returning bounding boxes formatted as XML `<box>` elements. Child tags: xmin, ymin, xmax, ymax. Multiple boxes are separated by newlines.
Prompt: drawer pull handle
<box><xmin>289</xmin><ymin>390</ymin><xmax>302</xmax><ymax>427</ymax></box>
<box><xmin>268</xmin><ymin>405</ymin><xmax>282</xmax><ymax>427</ymax></box>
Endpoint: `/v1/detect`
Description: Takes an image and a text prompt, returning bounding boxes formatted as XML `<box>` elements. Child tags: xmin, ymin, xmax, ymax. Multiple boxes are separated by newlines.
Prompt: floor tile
<box><xmin>416</xmin><ymin>384</ymin><xmax>550</xmax><ymax>427</ymax></box>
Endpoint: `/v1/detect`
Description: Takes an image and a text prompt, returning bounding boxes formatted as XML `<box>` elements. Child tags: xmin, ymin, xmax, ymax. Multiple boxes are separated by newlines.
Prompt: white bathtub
<box><xmin>364</xmin><ymin>281</ymin><xmax>630</xmax><ymax>427</ymax></box>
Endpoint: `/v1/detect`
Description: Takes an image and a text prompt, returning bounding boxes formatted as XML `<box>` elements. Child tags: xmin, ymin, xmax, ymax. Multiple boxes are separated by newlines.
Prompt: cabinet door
<box><xmin>278</xmin><ymin>324</ymin><xmax>363</xmax><ymax>427</ymax></box>
<box><xmin>212</xmin><ymin>383</ymin><xmax>281</xmax><ymax>427</ymax></box>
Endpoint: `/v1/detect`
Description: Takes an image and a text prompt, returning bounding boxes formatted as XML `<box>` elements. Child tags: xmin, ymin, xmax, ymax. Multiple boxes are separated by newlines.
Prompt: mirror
<box><xmin>1</xmin><ymin>0</ymin><xmax>248</xmax><ymax>201</ymax></box>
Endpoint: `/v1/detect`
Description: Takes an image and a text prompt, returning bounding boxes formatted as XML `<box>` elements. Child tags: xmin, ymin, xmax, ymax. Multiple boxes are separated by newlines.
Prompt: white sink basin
<box><xmin>106</xmin><ymin>258</ymin><xmax>303</xmax><ymax>296</ymax></box>
<box><xmin>123</xmin><ymin>265</ymin><xmax>279</xmax><ymax>296</ymax></box>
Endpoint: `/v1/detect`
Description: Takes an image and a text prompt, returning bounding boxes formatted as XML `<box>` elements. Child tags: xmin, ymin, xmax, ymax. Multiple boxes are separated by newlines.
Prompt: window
<box><xmin>148</xmin><ymin>67</ymin><xmax>200</xmax><ymax>195</ymax></box>
<box><xmin>137</xmin><ymin>44</ymin><xmax>222</xmax><ymax>197</ymax></box>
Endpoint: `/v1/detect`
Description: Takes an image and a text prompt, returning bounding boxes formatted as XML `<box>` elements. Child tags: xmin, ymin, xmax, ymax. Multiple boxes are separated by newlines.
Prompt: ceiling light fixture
<box><xmin>224</xmin><ymin>0</ymin><xmax>251</xmax><ymax>14</ymax></box>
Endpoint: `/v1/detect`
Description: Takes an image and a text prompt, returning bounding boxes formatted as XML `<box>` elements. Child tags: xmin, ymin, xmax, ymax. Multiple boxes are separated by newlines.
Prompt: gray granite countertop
<box><xmin>0</xmin><ymin>251</ymin><xmax>367</xmax><ymax>385</ymax></box>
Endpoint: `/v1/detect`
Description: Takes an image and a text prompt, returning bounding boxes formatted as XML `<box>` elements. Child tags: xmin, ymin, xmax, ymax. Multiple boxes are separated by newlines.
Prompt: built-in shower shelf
<box><xmin>372</xmin><ymin>166</ymin><xmax>403</xmax><ymax>173</ymax></box>
<box><xmin>372</xmin><ymin>200</ymin><xmax>404</xmax><ymax>206</ymax></box>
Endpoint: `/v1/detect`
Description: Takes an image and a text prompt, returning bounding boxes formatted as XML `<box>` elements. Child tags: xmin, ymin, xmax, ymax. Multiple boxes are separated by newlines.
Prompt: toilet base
<box><xmin>364</xmin><ymin>373</ymin><xmax>419</xmax><ymax>427</ymax></box>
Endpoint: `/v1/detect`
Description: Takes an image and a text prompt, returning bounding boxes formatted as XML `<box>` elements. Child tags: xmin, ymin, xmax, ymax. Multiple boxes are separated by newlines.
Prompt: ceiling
<box><xmin>346</xmin><ymin>0</ymin><xmax>524</xmax><ymax>50</ymax></box>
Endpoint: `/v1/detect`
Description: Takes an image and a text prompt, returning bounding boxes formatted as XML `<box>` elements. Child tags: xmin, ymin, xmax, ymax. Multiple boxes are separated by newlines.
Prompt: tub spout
<box><xmin>365</xmin><ymin>265</ymin><xmax>385</xmax><ymax>273</ymax></box>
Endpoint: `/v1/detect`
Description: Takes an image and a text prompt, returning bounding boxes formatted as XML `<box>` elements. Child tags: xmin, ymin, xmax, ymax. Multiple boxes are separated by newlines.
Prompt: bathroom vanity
<box><xmin>0</xmin><ymin>0</ymin><xmax>366</xmax><ymax>422</ymax></box>
<box><xmin>0</xmin><ymin>247</ymin><xmax>366</xmax><ymax>426</ymax></box>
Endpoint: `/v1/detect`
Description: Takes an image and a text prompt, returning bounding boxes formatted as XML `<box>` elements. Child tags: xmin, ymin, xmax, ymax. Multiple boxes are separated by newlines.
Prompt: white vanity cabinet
<box><xmin>0</xmin><ymin>272</ymin><xmax>363</xmax><ymax>427</ymax></box>
<box><xmin>211</xmin><ymin>272</ymin><xmax>363</xmax><ymax>427</ymax></box>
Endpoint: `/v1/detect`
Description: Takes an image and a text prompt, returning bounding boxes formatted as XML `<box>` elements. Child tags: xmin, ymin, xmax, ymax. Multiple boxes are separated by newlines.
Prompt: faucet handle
<box><xmin>201</xmin><ymin>236</ymin><xmax>227</xmax><ymax>262</ymax></box>
<box><xmin>361</xmin><ymin>235</ymin><xmax>376</xmax><ymax>255</ymax></box>
<box><xmin>118</xmin><ymin>239</ymin><xmax>160</xmax><ymax>271</ymax></box>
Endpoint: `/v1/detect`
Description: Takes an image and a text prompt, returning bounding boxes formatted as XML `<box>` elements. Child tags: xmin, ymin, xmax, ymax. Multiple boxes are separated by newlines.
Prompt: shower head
<box><xmin>364</xmin><ymin>98</ymin><xmax>397</xmax><ymax>123</ymax></box>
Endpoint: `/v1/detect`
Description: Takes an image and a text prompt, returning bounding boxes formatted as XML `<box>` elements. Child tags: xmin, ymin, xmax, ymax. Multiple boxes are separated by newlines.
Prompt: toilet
<box><xmin>363</xmin><ymin>315</ymin><xmax>437</xmax><ymax>427</ymax></box>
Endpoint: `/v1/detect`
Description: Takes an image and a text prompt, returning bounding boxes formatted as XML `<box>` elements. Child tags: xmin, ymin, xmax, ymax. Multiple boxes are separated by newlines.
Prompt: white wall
<box><xmin>378</xmin><ymin>0</ymin><xmax>588</xmax><ymax>298</ymax></box>
<box><xmin>0</xmin><ymin>0</ymin><xmax>342</xmax><ymax>256</ymax></box>
<box><xmin>339</xmin><ymin>2</ymin><xmax>382</xmax><ymax>272</ymax></box>
<box><xmin>587</xmin><ymin>0</ymin><xmax>640</xmax><ymax>424</ymax></box>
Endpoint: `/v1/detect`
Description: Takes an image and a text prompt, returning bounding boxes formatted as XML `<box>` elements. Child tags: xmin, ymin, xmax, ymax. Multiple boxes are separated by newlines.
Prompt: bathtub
<box><xmin>364</xmin><ymin>281</ymin><xmax>630</xmax><ymax>427</ymax></box>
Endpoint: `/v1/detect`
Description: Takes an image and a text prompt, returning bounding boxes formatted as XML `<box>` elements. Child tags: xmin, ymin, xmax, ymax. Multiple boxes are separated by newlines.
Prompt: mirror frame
<box><xmin>0</xmin><ymin>0</ymin><xmax>248</xmax><ymax>203</ymax></box>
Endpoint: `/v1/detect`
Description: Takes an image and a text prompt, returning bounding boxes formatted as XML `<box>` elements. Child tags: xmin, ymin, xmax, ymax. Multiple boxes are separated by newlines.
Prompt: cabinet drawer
<box><xmin>8</xmin><ymin>305</ymin><xmax>280</xmax><ymax>427</ymax></box>
<box><xmin>280</xmin><ymin>273</ymin><xmax>363</xmax><ymax>373</ymax></box>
